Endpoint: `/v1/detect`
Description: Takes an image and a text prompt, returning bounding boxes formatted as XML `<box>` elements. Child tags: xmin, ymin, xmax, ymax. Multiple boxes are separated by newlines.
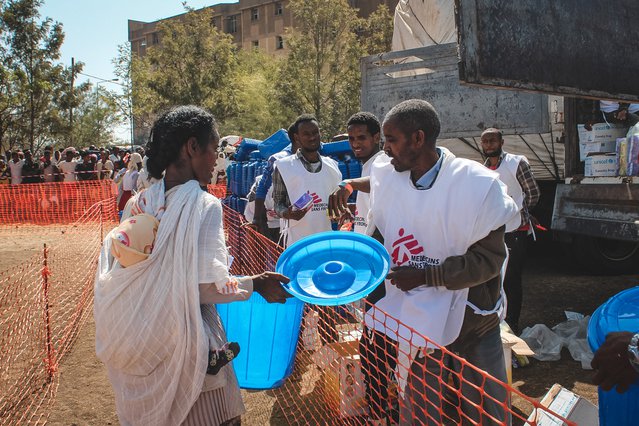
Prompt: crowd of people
<box><xmin>0</xmin><ymin>144</ymin><xmax>159</xmax><ymax>211</ymax></box>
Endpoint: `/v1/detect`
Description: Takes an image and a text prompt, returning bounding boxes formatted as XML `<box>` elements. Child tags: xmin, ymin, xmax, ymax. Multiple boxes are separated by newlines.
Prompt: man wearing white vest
<box><xmin>272</xmin><ymin>114</ymin><xmax>342</xmax><ymax>247</ymax></box>
<box><xmin>331</xmin><ymin>100</ymin><xmax>519</xmax><ymax>425</ymax></box>
<box><xmin>481</xmin><ymin>128</ymin><xmax>540</xmax><ymax>334</ymax></box>
<box><xmin>344</xmin><ymin>112</ymin><xmax>385</xmax><ymax>234</ymax></box>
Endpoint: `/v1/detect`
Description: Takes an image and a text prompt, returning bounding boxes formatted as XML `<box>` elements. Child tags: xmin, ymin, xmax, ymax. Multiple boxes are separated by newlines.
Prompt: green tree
<box><xmin>132</xmin><ymin>7</ymin><xmax>239</xmax><ymax>134</ymax></box>
<box><xmin>72</xmin><ymin>84</ymin><xmax>122</xmax><ymax>148</ymax></box>
<box><xmin>358</xmin><ymin>4</ymin><xmax>394</xmax><ymax>55</ymax></box>
<box><xmin>1</xmin><ymin>0</ymin><xmax>65</xmax><ymax>152</ymax></box>
<box><xmin>219</xmin><ymin>49</ymin><xmax>291</xmax><ymax>139</ymax></box>
<box><xmin>112</xmin><ymin>43</ymin><xmax>144</xmax><ymax>145</ymax></box>
<box><xmin>276</xmin><ymin>0</ymin><xmax>364</xmax><ymax>139</ymax></box>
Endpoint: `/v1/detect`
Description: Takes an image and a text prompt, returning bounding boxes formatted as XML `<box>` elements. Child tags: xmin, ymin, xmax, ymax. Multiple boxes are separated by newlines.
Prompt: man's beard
<box><xmin>483</xmin><ymin>148</ymin><xmax>502</xmax><ymax>158</ymax></box>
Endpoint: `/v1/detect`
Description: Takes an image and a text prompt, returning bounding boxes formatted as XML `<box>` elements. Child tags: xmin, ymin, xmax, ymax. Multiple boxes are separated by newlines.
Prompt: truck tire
<box><xmin>566</xmin><ymin>235</ymin><xmax>639</xmax><ymax>275</ymax></box>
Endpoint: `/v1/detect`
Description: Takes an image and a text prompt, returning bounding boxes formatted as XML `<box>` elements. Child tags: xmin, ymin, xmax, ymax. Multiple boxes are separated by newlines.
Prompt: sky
<box><xmin>40</xmin><ymin>1</ymin><xmax>224</xmax><ymax>142</ymax></box>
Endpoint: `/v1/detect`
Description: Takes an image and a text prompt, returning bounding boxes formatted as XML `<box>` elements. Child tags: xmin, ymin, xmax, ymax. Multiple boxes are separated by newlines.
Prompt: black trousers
<box><xmin>504</xmin><ymin>230</ymin><xmax>528</xmax><ymax>332</ymax></box>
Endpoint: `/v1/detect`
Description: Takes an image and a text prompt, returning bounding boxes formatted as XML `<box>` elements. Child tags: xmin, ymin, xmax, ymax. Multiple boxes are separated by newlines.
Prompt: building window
<box><xmin>276</xmin><ymin>35</ymin><xmax>284</xmax><ymax>50</ymax></box>
<box><xmin>275</xmin><ymin>2</ymin><xmax>283</xmax><ymax>16</ymax></box>
<box><xmin>211</xmin><ymin>17</ymin><xmax>217</xmax><ymax>28</ymax></box>
<box><xmin>227</xmin><ymin>15</ymin><xmax>238</xmax><ymax>33</ymax></box>
<box><xmin>252</xmin><ymin>40</ymin><xmax>259</xmax><ymax>48</ymax></box>
<box><xmin>251</xmin><ymin>8</ymin><xmax>259</xmax><ymax>21</ymax></box>
<box><xmin>152</xmin><ymin>32</ymin><xmax>159</xmax><ymax>45</ymax></box>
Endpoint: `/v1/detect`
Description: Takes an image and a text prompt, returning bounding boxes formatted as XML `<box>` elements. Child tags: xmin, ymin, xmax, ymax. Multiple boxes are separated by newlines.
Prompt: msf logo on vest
<box><xmin>391</xmin><ymin>228</ymin><xmax>440</xmax><ymax>267</ymax></box>
<box><xmin>391</xmin><ymin>228</ymin><xmax>424</xmax><ymax>265</ymax></box>
<box><xmin>309</xmin><ymin>191</ymin><xmax>328</xmax><ymax>212</ymax></box>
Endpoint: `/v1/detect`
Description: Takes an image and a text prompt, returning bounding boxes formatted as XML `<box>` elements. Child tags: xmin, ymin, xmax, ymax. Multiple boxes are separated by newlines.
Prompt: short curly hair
<box><xmin>146</xmin><ymin>105</ymin><xmax>218</xmax><ymax>179</ymax></box>
<box><xmin>287</xmin><ymin>114</ymin><xmax>318</xmax><ymax>141</ymax></box>
<box><xmin>383</xmin><ymin>99</ymin><xmax>440</xmax><ymax>145</ymax></box>
<box><xmin>347</xmin><ymin>112</ymin><xmax>381</xmax><ymax>137</ymax></box>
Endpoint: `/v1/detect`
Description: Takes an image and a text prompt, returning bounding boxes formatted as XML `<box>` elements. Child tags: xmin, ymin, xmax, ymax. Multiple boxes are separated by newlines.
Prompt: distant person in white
<box><xmin>8</xmin><ymin>151</ymin><xmax>24</xmax><ymax>184</ymax></box>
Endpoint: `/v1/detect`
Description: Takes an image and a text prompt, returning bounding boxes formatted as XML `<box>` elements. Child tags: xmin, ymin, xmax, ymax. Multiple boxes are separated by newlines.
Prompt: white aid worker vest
<box><xmin>366</xmin><ymin>148</ymin><xmax>516</xmax><ymax>349</ymax></box>
<box><xmin>276</xmin><ymin>154</ymin><xmax>342</xmax><ymax>246</ymax></box>
<box><xmin>354</xmin><ymin>151</ymin><xmax>386</xmax><ymax>234</ymax></box>
<box><xmin>493</xmin><ymin>153</ymin><xmax>527</xmax><ymax>232</ymax></box>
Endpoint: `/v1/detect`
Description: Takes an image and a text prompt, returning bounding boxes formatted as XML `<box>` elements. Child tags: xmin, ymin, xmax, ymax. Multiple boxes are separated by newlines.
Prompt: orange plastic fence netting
<box><xmin>220</xmin><ymin>205</ymin><xmax>574</xmax><ymax>426</ymax></box>
<box><xmin>0</xmin><ymin>182</ymin><xmax>572</xmax><ymax>426</ymax></box>
<box><xmin>0</xmin><ymin>180</ymin><xmax>118</xmax><ymax>226</ymax></box>
<box><xmin>0</xmin><ymin>188</ymin><xmax>117</xmax><ymax>425</ymax></box>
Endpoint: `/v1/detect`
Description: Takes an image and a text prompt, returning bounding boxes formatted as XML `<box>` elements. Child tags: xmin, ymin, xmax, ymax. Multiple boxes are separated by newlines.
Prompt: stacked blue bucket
<box><xmin>588</xmin><ymin>286</ymin><xmax>639</xmax><ymax>425</ymax></box>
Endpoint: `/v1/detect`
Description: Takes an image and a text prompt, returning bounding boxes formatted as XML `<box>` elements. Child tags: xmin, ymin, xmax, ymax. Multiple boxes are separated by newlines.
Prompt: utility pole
<box><xmin>70</xmin><ymin>57</ymin><xmax>74</xmax><ymax>147</ymax></box>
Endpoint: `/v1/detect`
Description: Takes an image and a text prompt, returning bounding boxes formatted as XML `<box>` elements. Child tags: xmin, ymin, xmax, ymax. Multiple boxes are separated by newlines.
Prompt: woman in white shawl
<box><xmin>94</xmin><ymin>106</ymin><xmax>290</xmax><ymax>426</ymax></box>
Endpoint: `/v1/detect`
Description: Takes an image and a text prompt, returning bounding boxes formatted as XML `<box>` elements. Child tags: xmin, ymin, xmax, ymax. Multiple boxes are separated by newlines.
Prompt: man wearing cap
<box><xmin>8</xmin><ymin>151</ymin><xmax>24</xmax><ymax>184</ymax></box>
<box><xmin>481</xmin><ymin>128</ymin><xmax>540</xmax><ymax>334</ymax></box>
<box><xmin>331</xmin><ymin>100</ymin><xmax>519</xmax><ymax>425</ymax></box>
<box><xmin>271</xmin><ymin>114</ymin><xmax>342</xmax><ymax>247</ymax></box>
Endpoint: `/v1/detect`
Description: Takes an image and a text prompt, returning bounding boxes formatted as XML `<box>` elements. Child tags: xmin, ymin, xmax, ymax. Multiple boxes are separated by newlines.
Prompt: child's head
<box><xmin>110</xmin><ymin>214</ymin><xmax>159</xmax><ymax>267</ymax></box>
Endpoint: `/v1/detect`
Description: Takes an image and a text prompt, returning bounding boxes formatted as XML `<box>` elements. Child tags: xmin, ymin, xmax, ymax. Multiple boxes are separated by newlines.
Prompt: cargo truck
<box><xmin>360</xmin><ymin>1</ymin><xmax>639</xmax><ymax>273</ymax></box>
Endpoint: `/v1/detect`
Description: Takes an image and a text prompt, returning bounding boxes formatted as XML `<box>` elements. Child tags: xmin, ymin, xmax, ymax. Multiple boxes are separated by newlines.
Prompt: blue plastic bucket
<box><xmin>587</xmin><ymin>286</ymin><xmax>639</xmax><ymax>426</ymax></box>
<box><xmin>217</xmin><ymin>291</ymin><xmax>305</xmax><ymax>389</ymax></box>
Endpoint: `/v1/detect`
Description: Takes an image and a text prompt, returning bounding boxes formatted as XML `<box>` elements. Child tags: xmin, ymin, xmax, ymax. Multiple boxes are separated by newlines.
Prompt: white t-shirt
<box><xmin>58</xmin><ymin>160</ymin><xmax>78</xmax><ymax>182</ymax></box>
<box><xmin>97</xmin><ymin>160</ymin><xmax>114</xmax><ymax>179</ymax></box>
<box><xmin>122</xmin><ymin>169</ymin><xmax>139</xmax><ymax>191</ymax></box>
<box><xmin>8</xmin><ymin>159</ymin><xmax>24</xmax><ymax>184</ymax></box>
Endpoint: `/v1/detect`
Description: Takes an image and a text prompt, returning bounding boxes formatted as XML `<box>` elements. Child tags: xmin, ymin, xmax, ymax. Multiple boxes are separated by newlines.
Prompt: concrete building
<box><xmin>128</xmin><ymin>0</ymin><xmax>398</xmax><ymax>57</ymax></box>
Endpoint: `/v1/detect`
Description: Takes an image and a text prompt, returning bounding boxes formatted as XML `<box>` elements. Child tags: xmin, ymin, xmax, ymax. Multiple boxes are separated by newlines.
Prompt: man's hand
<box><xmin>591</xmin><ymin>331</ymin><xmax>638</xmax><ymax>393</ymax></box>
<box><xmin>284</xmin><ymin>205</ymin><xmax>309</xmax><ymax>221</ymax></box>
<box><xmin>386</xmin><ymin>266</ymin><xmax>425</xmax><ymax>292</ymax></box>
<box><xmin>329</xmin><ymin>186</ymin><xmax>351</xmax><ymax>219</ymax></box>
<box><xmin>253</xmin><ymin>271</ymin><xmax>291</xmax><ymax>304</ymax></box>
<box><xmin>615</xmin><ymin>109</ymin><xmax>628</xmax><ymax>121</ymax></box>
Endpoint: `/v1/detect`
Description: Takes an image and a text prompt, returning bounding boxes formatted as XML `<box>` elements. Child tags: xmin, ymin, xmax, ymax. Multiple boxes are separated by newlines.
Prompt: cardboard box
<box><xmin>317</xmin><ymin>340</ymin><xmax>369</xmax><ymax>418</ymax></box>
<box><xmin>301</xmin><ymin>311</ymin><xmax>321</xmax><ymax>351</ymax></box>
<box><xmin>585</xmin><ymin>153</ymin><xmax>618</xmax><ymax>177</ymax></box>
<box><xmin>501</xmin><ymin>327</ymin><xmax>535</xmax><ymax>385</ymax></box>
<box><xmin>579</xmin><ymin>141</ymin><xmax>616</xmax><ymax>161</ymax></box>
<box><xmin>527</xmin><ymin>384</ymin><xmax>598</xmax><ymax>426</ymax></box>
<box><xmin>578</xmin><ymin>123</ymin><xmax>627</xmax><ymax>161</ymax></box>
<box><xmin>336</xmin><ymin>322</ymin><xmax>363</xmax><ymax>343</ymax></box>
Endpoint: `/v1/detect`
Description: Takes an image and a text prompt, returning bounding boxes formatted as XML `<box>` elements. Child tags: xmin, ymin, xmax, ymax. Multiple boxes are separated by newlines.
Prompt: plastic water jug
<box><xmin>258</xmin><ymin>129</ymin><xmax>291</xmax><ymax>158</ymax></box>
<box><xmin>217</xmin><ymin>292</ymin><xmax>305</xmax><ymax>389</ymax></box>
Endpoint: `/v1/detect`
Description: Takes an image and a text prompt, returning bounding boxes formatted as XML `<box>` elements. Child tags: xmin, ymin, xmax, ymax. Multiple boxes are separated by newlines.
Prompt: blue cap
<box><xmin>276</xmin><ymin>231</ymin><xmax>390</xmax><ymax>306</ymax></box>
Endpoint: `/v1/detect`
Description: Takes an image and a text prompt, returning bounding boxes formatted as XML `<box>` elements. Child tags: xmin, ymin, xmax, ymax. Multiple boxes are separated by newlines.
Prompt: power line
<box><xmin>77</xmin><ymin>71</ymin><xmax>125</xmax><ymax>86</ymax></box>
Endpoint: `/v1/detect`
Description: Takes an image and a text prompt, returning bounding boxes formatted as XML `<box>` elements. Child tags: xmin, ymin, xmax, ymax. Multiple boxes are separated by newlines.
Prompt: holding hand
<box><xmin>387</xmin><ymin>266</ymin><xmax>425</xmax><ymax>292</ymax></box>
<box><xmin>591</xmin><ymin>331</ymin><xmax>638</xmax><ymax>393</ymax></box>
<box><xmin>252</xmin><ymin>271</ymin><xmax>291</xmax><ymax>304</ymax></box>
<box><xmin>328</xmin><ymin>186</ymin><xmax>351</xmax><ymax>219</ymax></box>
<box><xmin>284</xmin><ymin>205</ymin><xmax>310</xmax><ymax>221</ymax></box>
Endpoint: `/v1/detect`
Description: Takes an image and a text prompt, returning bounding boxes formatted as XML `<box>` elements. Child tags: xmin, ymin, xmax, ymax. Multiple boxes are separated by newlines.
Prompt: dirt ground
<box><xmin>2</xmin><ymin>236</ymin><xmax>637</xmax><ymax>425</ymax></box>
